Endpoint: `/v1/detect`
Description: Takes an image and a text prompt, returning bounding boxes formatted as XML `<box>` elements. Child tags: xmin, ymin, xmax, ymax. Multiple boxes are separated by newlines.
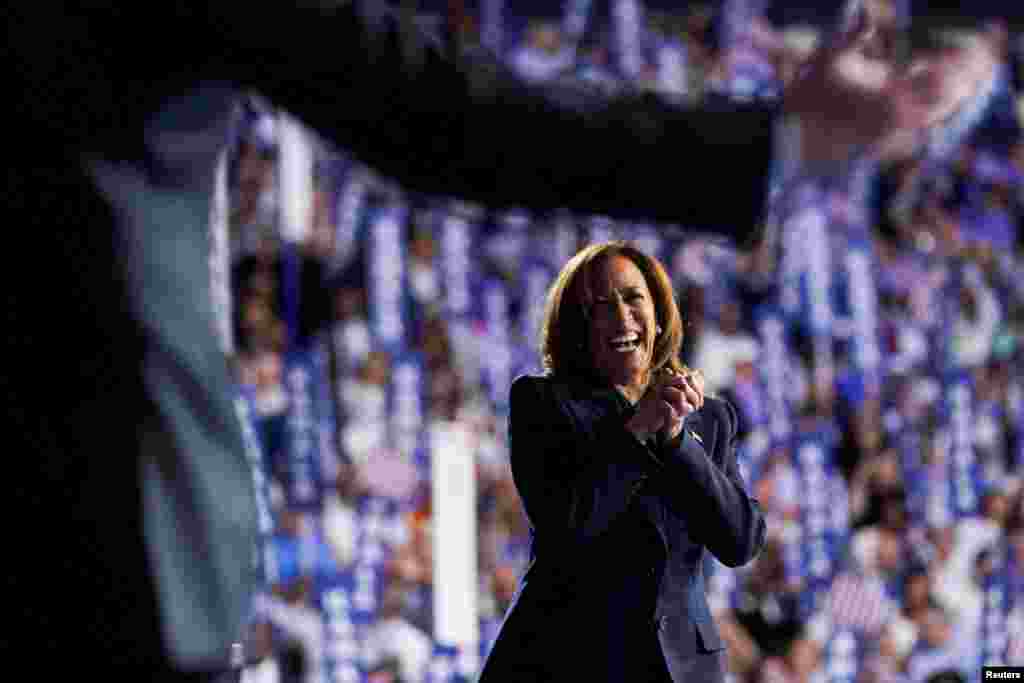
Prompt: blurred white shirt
<box><xmin>932</xmin><ymin>516</ymin><xmax>1001</xmax><ymax>646</ymax></box>
<box><xmin>255</xmin><ymin>595</ymin><xmax>324</xmax><ymax>683</ymax></box>
<box><xmin>510</xmin><ymin>45</ymin><xmax>575</xmax><ymax>83</ymax></box>
<box><xmin>322</xmin><ymin>491</ymin><xmax>358</xmax><ymax>568</ymax></box>
<box><xmin>693</xmin><ymin>326</ymin><xmax>760</xmax><ymax>395</ymax></box>
<box><xmin>241</xmin><ymin>657</ymin><xmax>281</xmax><ymax>683</ymax></box>
<box><xmin>362</xmin><ymin>616</ymin><xmax>433</xmax><ymax>683</ymax></box>
<box><xmin>950</xmin><ymin>280</ymin><xmax>1001</xmax><ymax>369</ymax></box>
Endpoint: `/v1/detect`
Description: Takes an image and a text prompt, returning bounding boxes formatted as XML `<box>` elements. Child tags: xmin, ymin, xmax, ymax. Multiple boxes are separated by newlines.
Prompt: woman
<box><xmin>477</xmin><ymin>241</ymin><xmax>767</xmax><ymax>683</ymax></box>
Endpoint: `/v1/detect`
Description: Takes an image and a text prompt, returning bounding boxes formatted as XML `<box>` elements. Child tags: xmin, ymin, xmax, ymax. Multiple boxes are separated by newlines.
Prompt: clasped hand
<box><xmin>626</xmin><ymin>368</ymin><xmax>705</xmax><ymax>446</ymax></box>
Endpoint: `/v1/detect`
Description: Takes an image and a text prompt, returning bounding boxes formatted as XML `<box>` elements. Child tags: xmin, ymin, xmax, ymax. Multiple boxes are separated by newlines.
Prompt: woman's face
<box><xmin>584</xmin><ymin>254</ymin><xmax>658</xmax><ymax>401</ymax></box>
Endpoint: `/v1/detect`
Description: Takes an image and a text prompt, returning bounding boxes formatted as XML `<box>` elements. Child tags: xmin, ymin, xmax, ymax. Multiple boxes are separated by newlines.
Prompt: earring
<box><xmin>656</xmin><ymin>325</ymin><xmax>662</xmax><ymax>336</ymax></box>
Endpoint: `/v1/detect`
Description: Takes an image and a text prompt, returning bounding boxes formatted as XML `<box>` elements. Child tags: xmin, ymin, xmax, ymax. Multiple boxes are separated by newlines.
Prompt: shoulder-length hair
<box><xmin>538</xmin><ymin>240</ymin><xmax>687</xmax><ymax>383</ymax></box>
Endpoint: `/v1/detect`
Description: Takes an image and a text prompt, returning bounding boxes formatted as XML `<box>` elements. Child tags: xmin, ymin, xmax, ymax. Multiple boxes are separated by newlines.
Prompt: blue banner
<box><xmin>329</xmin><ymin>163</ymin><xmax>370</xmax><ymax>281</ymax></box>
<box><xmin>312</xmin><ymin>338</ymin><xmax>340</xmax><ymax>486</ymax></box>
<box><xmin>755</xmin><ymin>307</ymin><xmax>793</xmax><ymax>445</ymax></box>
<box><xmin>481</xmin><ymin>277</ymin><xmax>513</xmax><ymax>412</ymax></box>
<box><xmin>519</xmin><ymin>259</ymin><xmax>554</xmax><ymax>350</ymax></box>
<box><xmin>793</xmin><ymin>424</ymin><xmax>843</xmax><ymax>611</ymax></box>
<box><xmin>282</xmin><ymin>349</ymin><xmax>326</xmax><ymax>511</ymax></box>
<box><xmin>775</xmin><ymin>180</ymin><xmax>828</xmax><ymax>326</ymax></box>
<box><xmin>943</xmin><ymin>369</ymin><xmax>982</xmax><ymax>519</ymax></box>
<box><xmin>981</xmin><ymin>545</ymin><xmax>1012</xmax><ymax>666</ymax></box>
<box><xmin>367</xmin><ymin>202</ymin><xmax>410</xmax><ymax>357</ymax></box>
<box><xmin>235</xmin><ymin>386</ymin><xmax>276</xmax><ymax>588</ymax></box>
<box><xmin>612</xmin><ymin>0</ymin><xmax>645</xmax><ymax>81</ymax></box>
<box><xmin>440</xmin><ymin>206</ymin><xmax>475</xmax><ymax>322</ymax></box>
<box><xmin>840</xmin><ymin>240</ymin><xmax>881</xmax><ymax>403</ymax></box>
<box><xmin>897</xmin><ymin>429</ymin><xmax>930</xmax><ymax>528</ymax></box>
<box><xmin>390</xmin><ymin>351</ymin><xmax>426</xmax><ymax>460</ymax></box>
<box><xmin>319</xmin><ymin>573</ymin><xmax>363</xmax><ymax>683</ymax></box>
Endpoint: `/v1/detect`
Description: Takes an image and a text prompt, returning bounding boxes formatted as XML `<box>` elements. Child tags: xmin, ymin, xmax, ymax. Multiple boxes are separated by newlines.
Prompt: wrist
<box><xmin>775</xmin><ymin>111</ymin><xmax>863</xmax><ymax>183</ymax></box>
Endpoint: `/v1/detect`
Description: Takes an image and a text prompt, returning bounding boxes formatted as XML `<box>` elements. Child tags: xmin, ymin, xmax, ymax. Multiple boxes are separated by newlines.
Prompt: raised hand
<box><xmin>655</xmin><ymin>368</ymin><xmax>705</xmax><ymax>444</ymax></box>
<box><xmin>625</xmin><ymin>367</ymin><xmax>704</xmax><ymax>445</ymax></box>
<box><xmin>782</xmin><ymin>0</ymin><xmax>999</xmax><ymax>169</ymax></box>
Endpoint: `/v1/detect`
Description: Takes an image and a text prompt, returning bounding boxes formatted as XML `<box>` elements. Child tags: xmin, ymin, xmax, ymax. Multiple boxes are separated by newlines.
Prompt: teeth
<box><xmin>610</xmin><ymin>335</ymin><xmax>640</xmax><ymax>352</ymax></box>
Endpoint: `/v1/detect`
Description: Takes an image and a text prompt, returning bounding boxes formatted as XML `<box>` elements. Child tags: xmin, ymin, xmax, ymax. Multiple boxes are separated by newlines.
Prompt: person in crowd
<box><xmin>477</xmin><ymin>241</ymin><xmax>766</xmax><ymax>682</ymax></box>
<box><xmin>932</xmin><ymin>484</ymin><xmax>1014</xmax><ymax>646</ymax></box>
<box><xmin>904</xmin><ymin>607</ymin><xmax>968</xmax><ymax>683</ymax></box>
<box><xmin>321</xmin><ymin>461</ymin><xmax>369</xmax><ymax>569</ymax></box>
<box><xmin>362</xmin><ymin>583</ymin><xmax>433</xmax><ymax>683</ymax></box>
<box><xmin>332</xmin><ymin>286</ymin><xmax>373</xmax><ymax>377</ymax></box>
<box><xmin>825</xmin><ymin>528</ymin><xmax>899</xmax><ymax>638</ymax></box>
<box><xmin>257</xmin><ymin>577</ymin><xmax>324</xmax><ymax>683</ymax></box>
<box><xmin>239</xmin><ymin>621</ymin><xmax>281</xmax><ymax>683</ymax></box>
<box><xmin>4</xmin><ymin>0</ymin><xmax>997</xmax><ymax>680</ymax></box>
<box><xmin>758</xmin><ymin>633</ymin><xmax>825</xmax><ymax>683</ymax></box>
<box><xmin>730</xmin><ymin>534</ymin><xmax>805</xmax><ymax>661</ymax></box>
<box><xmin>509</xmin><ymin>21</ymin><xmax>576</xmax><ymax>84</ymax></box>
<box><xmin>693</xmin><ymin>299</ymin><xmax>761</xmax><ymax>397</ymax></box>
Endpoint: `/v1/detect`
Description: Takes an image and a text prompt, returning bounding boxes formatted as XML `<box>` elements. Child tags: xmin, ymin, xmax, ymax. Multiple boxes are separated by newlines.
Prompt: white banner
<box><xmin>430</xmin><ymin>421</ymin><xmax>479</xmax><ymax>655</ymax></box>
<box><xmin>209</xmin><ymin>146</ymin><xmax>233</xmax><ymax>354</ymax></box>
<box><xmin>277</xmin><ymin>111</ymin><xmax>313</xmax><ymax>244</ymax></box>
<box><xmin>613</xmin><ymin>0</ymin><xmax>644</xmax><ymax>80</ymax></box>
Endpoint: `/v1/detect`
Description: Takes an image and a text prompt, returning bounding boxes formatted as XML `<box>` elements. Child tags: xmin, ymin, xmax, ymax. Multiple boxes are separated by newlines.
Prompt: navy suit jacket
<box><xmin>477</xmin><ymin>374</ymin><xmax>767</xmax><ymax>682</ymax></box>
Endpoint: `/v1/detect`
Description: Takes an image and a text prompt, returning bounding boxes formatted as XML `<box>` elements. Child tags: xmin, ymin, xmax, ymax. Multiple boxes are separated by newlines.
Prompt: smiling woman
<box><xmin>476</xmin><ymin>241</ymin><xmax>767</xmax><ymax>683</ymax></box>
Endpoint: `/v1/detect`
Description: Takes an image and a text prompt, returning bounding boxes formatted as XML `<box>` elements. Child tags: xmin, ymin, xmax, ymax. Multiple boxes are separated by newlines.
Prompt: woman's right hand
<box><xmin>625</xmin><ymin>369</ymin><xmax>700</xmax><ymax>443</ymax></box>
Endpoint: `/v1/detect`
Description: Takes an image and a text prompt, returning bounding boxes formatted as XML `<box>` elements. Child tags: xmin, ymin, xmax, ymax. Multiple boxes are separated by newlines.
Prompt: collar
<box><xmin>564</xmin><ymin>371</ymin><xmax>635</xmax><ymax>414</ymax></box>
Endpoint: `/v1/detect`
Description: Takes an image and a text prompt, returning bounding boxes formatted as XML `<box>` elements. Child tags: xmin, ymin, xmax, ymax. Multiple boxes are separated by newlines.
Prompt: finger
<box><xmin>660</xmin><ymin>406</ymin><xmax>684</xmax><ymax>438</ymax></box>
<box><xmin>660</xmin><ymin>399</ymin><xmax>679</xmax><ymax>424</ymax></box>
<box><xmin>661</xmin><ymin>387</ymin><xmax>684</xmax><ymax>417</ymax></box>
<box><xmin>683</xmin><ymin>372</ymin><xmax>706</xmax><ymax>407</ymax></box>
<box><xmin>681</xmin><ymin>382</ymin><xmax>703</xmax><ymax>411</ymax></box>
<box><xmin>663</xmin><ymin>386</ymin><xmax>697</xmax><ymax>417</ymax></box>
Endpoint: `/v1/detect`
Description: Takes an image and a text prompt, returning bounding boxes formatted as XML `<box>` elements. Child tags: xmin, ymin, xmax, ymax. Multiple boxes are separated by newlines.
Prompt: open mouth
<box><xmin>609</xmin><ymin>333</ymin><xmax>641</xmax><ymax>353</ymax></box>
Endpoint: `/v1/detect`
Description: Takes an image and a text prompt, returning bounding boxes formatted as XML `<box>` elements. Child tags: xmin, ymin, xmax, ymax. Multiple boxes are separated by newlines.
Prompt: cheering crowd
<box><xmin>223</xmin><ymin>5</ymin><xmax>1024</xmax><ymax>683</ymax></box>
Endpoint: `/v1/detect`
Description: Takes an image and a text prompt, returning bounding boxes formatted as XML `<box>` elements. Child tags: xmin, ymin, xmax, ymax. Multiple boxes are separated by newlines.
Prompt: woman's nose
<box><xmin>613</xmin><ymin>297</ymin><xmax>631</xmax><ymax>324</ymax></box>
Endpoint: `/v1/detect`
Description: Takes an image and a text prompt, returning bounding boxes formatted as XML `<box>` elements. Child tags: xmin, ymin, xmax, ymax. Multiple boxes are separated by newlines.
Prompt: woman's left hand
<box><xmin>654</xmin><ymin>368</ymin><xmax>705</xmax><ymax>443</ymax></box>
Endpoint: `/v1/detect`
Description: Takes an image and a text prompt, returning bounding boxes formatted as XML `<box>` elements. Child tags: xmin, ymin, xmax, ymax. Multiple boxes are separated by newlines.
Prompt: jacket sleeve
<box><xmin>10</xmin><ymin>2</ymin><xmax>777</xmax><ymax>242</ymax></box>
<box><xmin>655</xmin><ymin>397</ymin><xmax>766</xmax><ymax>567</ymax></box>
<box><xmin>210</xmin><ymin>0</ymin><xmax>777</xmax><ymax>243</ymax></box>
<box><xmin>508</xmin><ymin>375</ymin><xmax>656</xmax><ymax>548</ymax></box>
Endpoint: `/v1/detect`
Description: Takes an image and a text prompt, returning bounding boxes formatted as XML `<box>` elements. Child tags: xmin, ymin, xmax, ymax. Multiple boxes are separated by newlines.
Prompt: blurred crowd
<box><xmin>220</xmin><ymin>4</ymin><xmax>1024</xmax><ymax>683</ymax></box>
